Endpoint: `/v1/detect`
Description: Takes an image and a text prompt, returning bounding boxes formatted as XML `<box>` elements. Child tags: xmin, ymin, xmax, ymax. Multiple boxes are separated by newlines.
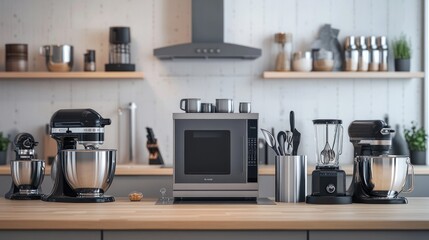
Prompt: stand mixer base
<box><xmin>5</xmin><ymin>193</ymin><xmax>43</xmax><ymax>200</ymax></box>
<box><xmin>306</xmin><ymin>195</ymin><xmax>353</xmax><ymax>204</ymax></box>
<box><xmin>353</xmin><ymin>196</ymin><xmax>408</xmax><ymax>204</ymax></box>
<box><xmin>41</xmin><ymin>195</ymin><xmax>115</xmax><ymax>203</ymax></box>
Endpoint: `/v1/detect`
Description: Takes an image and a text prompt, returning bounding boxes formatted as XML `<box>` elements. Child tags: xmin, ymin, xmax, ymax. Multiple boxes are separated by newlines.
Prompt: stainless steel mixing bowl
<box><xmin>356</xmin><ymin>155</ymin><xmax>414</xmax><ymax>198</ymax></box>
<box><xmin>61</xmin><ymin>149</ymin><xmax>116</xmax><ymax>197</ymax></box>
<box><xmin>40</xmin><ymin>45</ymin><xmax>73</xmax><ymax>72</ymax></box>
<box><xmin>11</xmin><ymin>159</ymin><xmax>45</xmax><ymax>194</ymax></box>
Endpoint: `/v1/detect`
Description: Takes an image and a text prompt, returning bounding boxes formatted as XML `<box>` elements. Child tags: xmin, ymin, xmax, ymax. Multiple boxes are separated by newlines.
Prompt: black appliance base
<box><xmin>105</xmin><ymin>63</ymin><xmax>135</xmax><ymax>71</ymax></box>
<box><xmin>306</xmin><ymin>195</ymin><xmax>353</xmax><ymax>204</ymax></box>
<box><xmin>173</xmin><ymin>197</ymin><xmax>258</xmax><ymax>204</ymax></box>
<box><xmin>41</xmin><ymin>195</ymin><xmax>115</xmax><ymax>203</ymax></box>
<box><xmin>353</xmin><ymin>196</ymin><xmax>408</xmax><ymax>204</ymax></box>
<box><xmin>5</xmin><ymin>193</ymin><xmax>43</xmax><ymax>200</ymax></box>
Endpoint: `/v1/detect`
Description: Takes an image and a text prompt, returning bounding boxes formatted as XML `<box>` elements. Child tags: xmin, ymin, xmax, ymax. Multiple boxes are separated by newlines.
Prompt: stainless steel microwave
<box><xmin>173</xmin><ymin>113</ymin><xmax>258</xmax><ymax>200</ymax></box>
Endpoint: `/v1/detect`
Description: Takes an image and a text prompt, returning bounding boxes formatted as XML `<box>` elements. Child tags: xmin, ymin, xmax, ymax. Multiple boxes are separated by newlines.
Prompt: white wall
<box><xmin>0</xmin><ymin>0</ymin><xmax>423</xmax><ymax>165</ymax></box>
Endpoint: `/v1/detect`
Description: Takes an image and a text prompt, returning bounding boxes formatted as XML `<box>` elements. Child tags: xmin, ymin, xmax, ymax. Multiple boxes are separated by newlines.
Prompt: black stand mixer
<box><xmin>5</xmin><ymin>133</ymin><xmax>45</xmax><ymax>200</ymax></box>
<box><xmin>348</xmin><ymin>120</ymin><xmax>414</xmax><ymax>204</ymax></box>
<box><xmin>41</xmin><ymin>109</ymin><xmax>116</xmax><ymax>203</ymax></box>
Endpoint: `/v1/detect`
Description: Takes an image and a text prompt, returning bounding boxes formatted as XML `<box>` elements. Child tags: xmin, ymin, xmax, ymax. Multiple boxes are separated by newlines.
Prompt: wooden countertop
<box><xmin>0</xmin><ymin>197</ymin><xmax>429</xmax><ymax>230</ymax></box>
<box><xmin>1</xmin><ymin>164</ymin><xmax>429</xmax><ymax>176</ymax></box>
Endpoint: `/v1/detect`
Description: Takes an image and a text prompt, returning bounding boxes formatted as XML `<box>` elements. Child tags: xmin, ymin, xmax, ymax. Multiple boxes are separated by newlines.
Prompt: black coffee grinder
<box><xmin>348</xmin><ymin>120</ymin><xmax>409</xmax><ymax>204</ymax></box>
<box><xmin>41</xmin><ymin>109</ymin><xmax>113</xmax><ymax>203</ymax></box>
<box><xmin>306</xmin><ymin>119</ymin><xmax>352</xmax><ymax>204</ymax></box>
<box><xmin>5</xmin><ymin>133</ymin><xmax>45</xmax><ymax>200</ymax></box>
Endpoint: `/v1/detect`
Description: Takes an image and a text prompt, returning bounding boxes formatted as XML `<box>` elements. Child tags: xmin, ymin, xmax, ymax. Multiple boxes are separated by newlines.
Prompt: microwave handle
<box><xmin>243</xmin><ymin>136</ymin><xmax>247</xmax><ymax>174</ymax></box>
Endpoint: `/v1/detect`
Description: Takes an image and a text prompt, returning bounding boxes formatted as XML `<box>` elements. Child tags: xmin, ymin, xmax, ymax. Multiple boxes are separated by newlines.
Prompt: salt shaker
<box><xmin>367</xmin><ymin>36</ymin><xmax>380</xmax><ymax>71</ymax></box>
<box><xmin>274</xmin><ymin>33</ymin><xmax>292</xmax><ymax>71</ymax></box>
<box><xmin>355</xmin><ymin>36</ymin><xmax>369</xmax><ymax>71</ymax></box>
<box><xmin>344</xmin><ymin>36</ymin><xmax>359</xmax><ymax>71</ymax></box>
<box><xmin>377</xmin><ymin>36</ymin><xmax>388</xmax><ymax>71</ymax></box>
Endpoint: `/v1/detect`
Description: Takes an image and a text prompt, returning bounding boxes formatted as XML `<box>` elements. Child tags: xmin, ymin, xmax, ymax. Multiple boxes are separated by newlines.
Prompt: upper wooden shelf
<box><xmin>263</xmin><ymin>71</ymin><xmax>425</xmax><ymax>79</ymax></box>
<box><xmin>0</xmin><ymin>71</ymin><xmax>144</xmax><ymax>79</ymax></box>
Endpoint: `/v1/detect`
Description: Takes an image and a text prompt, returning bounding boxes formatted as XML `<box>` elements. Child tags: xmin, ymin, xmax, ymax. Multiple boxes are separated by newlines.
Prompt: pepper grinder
<box><xmin>84</xmin><ymin>50</ymin><xmax>96</xmax><ymax>72</ymax></box>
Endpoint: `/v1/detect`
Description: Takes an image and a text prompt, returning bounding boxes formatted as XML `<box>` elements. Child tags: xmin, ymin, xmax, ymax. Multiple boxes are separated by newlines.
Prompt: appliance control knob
<box><xmin>195</xmin><ymin>48</ymin><xmax>202</xmax><ymax>53</ymax></box>
<box><xmin>326</xmin><ymin>184</ymin><xmax>336</xmax><ymax>194</ymax></box>
<box><xmin>202</xmin><ymin>49</ymin><xmax>208</xmax><ymax>53</ymax></box>
<box><xmin>209</xmin><ymin>49</ymin><xmax>214</xmax><ymax>53</ymax></box>
<box><xmin>216</xmin><ymin>48</ymin><xmax>221</xmax><ymax>53</ymax></box>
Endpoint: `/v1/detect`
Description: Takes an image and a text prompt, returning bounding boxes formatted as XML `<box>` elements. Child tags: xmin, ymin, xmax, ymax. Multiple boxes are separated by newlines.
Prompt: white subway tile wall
<box><xmin>0</xmin><ymin>0</ymin><xmax>423</xmax><ymax>165</ymax></box>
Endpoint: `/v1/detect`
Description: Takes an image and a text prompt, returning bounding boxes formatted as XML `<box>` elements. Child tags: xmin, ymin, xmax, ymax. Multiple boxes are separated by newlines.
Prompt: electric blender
<box><xmin>348</xmin><ymin>120</ymin><xmax>414</xmax><ymax>204</ymax></box>
<box><xmin>5</xmin><ymin>133</ymin><xmax>45</xmax><ymax>200</ymax></box>
<box><xmin>41</xmin><ymin>109</ymin><xmax>117</xmax><ymax>203</ymax></box>
<box><xmin>306</xmin><ymin>119</ymin><xmax>352</xmax><ymax>204</ymax></box>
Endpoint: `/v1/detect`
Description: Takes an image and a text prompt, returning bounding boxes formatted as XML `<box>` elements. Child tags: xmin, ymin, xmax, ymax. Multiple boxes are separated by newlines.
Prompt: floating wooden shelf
<box><xmin>263</xmin><ymin>71</ymin><xmax>425</xmax><ymax>79</ymax></box>
<box><xmin>0</xmin><ymin>71</ymin><xmax>144</xmax><ymax>79</ymax></box>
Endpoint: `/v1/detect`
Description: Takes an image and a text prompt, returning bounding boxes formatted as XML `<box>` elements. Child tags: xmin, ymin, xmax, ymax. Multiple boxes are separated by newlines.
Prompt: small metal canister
<box><xmin>377</xmin><ymin>36</ymin><xmax>388</xmax><ymax>71</ymax></box>
<box><xmin>5</xmin><ymin>44</ymin><xmax>28</xmax><ymax>72</ymax></box>
<box><xmin>344</xmin><ymin>36</ymin><xmax>359</xmax><ymax>71</ymax></box>
<box><xmin>355</xmin><ymin>36</ymin><xmax>369</xmax><ymax>71</ymax></box>
<box><xmin>367</xmin><ymin>36</ymin><xmax>380</xmax><ymax>71</ymax></box>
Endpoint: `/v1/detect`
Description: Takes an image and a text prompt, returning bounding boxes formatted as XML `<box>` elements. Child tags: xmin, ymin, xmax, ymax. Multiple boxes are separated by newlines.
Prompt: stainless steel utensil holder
<box><xmin>275</xmin><ymin>155</ymin><xmax>307</xmax><ymax>202</ymax></box>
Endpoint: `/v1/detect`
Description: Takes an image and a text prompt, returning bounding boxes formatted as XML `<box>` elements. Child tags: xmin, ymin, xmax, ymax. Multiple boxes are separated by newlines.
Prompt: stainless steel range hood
<box><xmin>154</xmin><ymin>0</ymin><xmax>261</xmax><ymax>60</ymax></box>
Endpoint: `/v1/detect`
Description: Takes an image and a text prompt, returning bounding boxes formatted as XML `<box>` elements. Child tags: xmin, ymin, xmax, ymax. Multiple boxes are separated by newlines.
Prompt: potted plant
<box><xmin>404</xmin><ymin>122</ymin><xmax>427</xmax><ymax>165</ymax></box>
<box><xmin>392</xmin><ymin>34</ymin><xmax>411</xmax><ymax>71</ymax></box>
<box><xmin>0</xmin><ymin>132</ymin><xmax>10</xmax><ymax>165</ymax></box>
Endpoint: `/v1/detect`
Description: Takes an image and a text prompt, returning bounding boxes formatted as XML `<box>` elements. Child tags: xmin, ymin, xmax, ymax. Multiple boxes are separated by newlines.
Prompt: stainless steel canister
<box><xmin>377</xmin><ymin>36</ymin><xmax>388</xmax><ymax>71</ymax></box>
<box><xmin>355</xmin><ymin>36</ymin><xmax>369</xmax><ymax>71</ymax></box>
<box><xmin>215</xmin><ymin>99</ymin><xmax>234</xmax><ymax>113</ymax></box>
<box><xmin>344</xmin><ymin>36</ymin><xmax>359</xmax><ymax>71</ymax></box>
<box><xmin>275</xmin><ymin>155</ymin><xmax>307</xmax><ymax>202</ymax></box>
<box><xmin>366</xmin><ymin>36</ymin><xmax>380</xmax><ymax>71</ymax></box>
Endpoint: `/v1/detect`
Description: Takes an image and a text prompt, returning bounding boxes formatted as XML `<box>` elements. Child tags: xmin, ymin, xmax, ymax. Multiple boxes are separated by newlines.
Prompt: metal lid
<box><xmin>355</xmin><ymin>36</ymin><xmax>367</xmax><ymax>49</ymax></box>
<box><xmin>344</xmin><ymin>36</ymin><xmax>356</xmax><ymax>49</ymax></box>
<box><xmin>376</xmin><ymin>36</ymin><xmax>388</xmax><ymax>49</ymax></box>
<box><xmin>366</xmin><ymin>36</ymin><xmax>378</xmax><ymax>48</ymax></box>
<box><xmin>312</xmin><ymin>119</ymin><xmax>342</xmax><ymax>124</ymax></box>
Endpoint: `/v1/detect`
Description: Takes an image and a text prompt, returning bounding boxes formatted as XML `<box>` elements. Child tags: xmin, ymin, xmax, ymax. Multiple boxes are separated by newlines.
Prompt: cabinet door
<box><xmin>310</xmin><ymin>230</ymin><xmax>429</xmax><ymax>240</ymax></box>
<box><xmin>104</xmin><ymin>230</ymin><xmax>307</xmax><ymax>240</ymax></box>
<box><xmin>0</xmin><ymin>230</ymin><xmax>100</xmax><ymax>240</ymax></box>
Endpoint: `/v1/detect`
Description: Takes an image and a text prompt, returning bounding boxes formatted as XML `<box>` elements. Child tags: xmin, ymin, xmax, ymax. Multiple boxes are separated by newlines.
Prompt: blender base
<box><xmin>41</xmin><ymin>195</ymin><xmax>115</xmax><ymax>203</ymax></box>
<box><xmin>306</xmin><ymin>195</ymin><xmax>353</xmax><ymax>204</ymax></box>
<box><xmin>353</xmin><ymin>196</ymin><xmax>408</xmax><ymax>204</ymax></box>
<box><xmin>5</xmin><ymin>192</ymin><xmax>43</xmax><ymax>200</ymax></box>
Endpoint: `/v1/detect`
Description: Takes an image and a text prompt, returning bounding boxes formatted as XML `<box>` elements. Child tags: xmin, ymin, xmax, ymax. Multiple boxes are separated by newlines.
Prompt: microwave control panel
<box><xmin>247</xmin><ymin>119</ymin><xmax>258</xmax><ymax>183</ymax></box>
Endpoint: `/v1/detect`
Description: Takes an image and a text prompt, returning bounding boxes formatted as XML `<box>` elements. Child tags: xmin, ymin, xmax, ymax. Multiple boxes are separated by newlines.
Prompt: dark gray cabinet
<box><xmin>309</xmin><ymin>230</ymin><xmax>429</xmax><ymax>240</ymax></box>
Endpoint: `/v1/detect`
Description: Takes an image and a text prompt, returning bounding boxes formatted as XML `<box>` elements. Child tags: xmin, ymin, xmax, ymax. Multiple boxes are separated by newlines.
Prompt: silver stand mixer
<box><xmin>5</xmin><ymin>133</ymin><xmax>45</xmax><ymax>200</ymax></box>
<box><xmin>41</xmin><ymin>109</ymin><xmax>117</xmax><ymax>203</ymax></box>
<box><xmin>348</xmin><ymin>120</ymin><xmax>414</xmax><ymax>204</ymax></box>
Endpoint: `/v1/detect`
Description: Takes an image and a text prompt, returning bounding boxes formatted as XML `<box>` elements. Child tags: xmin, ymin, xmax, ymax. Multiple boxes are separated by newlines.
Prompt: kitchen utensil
<box><xmin>201</xmin><ymin>103</ymin><xmax>212</xmax><ymax>113</ymax></box>
<box><xmin>285</xmin><ymin>131</ymin><xmax>293</xmax><ymax>155</ymax></box>
<box><xmin>84</xmin><ymin>50</ymin><xmax>96</xmax><ymax>72</ymax></box>
<box><xmin>239</xmin><ymin>102</ymin><xmax>251</xmax><ymax>113</ymax></box>
<box><xmin>275</xmin><ymin>155</ymin><xmax>307</xmax><ymax>202</ymax></box>
<box><xmin>277</xmin><ymin>131</ymin><xmax>287</xmax><ymax>156</ymax></box>
<box><xmin>5</xmin><ymin>44</ymin><xmax>28</xmax><ymax>72</ymax></box>
<box><xmin>180</xmin><ymin>98</ymin><xmax>201</xmax><ymax>113</ymax></box>
<box><xmin>356</xmin><ymin>36</ymin><xmax>369</xmax><ymax>71</ymax></box>
<box><xmin>320</xmin><ymin>123</ymin><xmax>332</xmax><ymax>164</ymax></box>
<box><xmin>61</xmin><ymin>149</ymin><xmax>116</xmax><ymax>197</ymax></box>
<box><xmin>146</xmin><ymin>127</ymin><xmax>164</xmax><ymax>165</ymax></box>
<box><xmin>40</xmin><ymin>45</ymin><xmax>73</xmax><ymax>72</ymax></box>
<box><xmin>289</xmin><ymin>111</ymin><xmax>301</xmax><ymax>155</ymax></box>
<box><xmin>216</xmin><ymin>99</ymin><xmax>234</xmax><ymax>113</ymax></box>
<box><xmin>292</xmin><ymin>51</ymin><xmax>312</xmax><ymax>72</ymax></box>
<box><xmin>344</xmin><ymin>36</ymin><xmax>358</xmax><ymax>71</ymax></box>
<box><xmin>261</xmin><ymin>128</ymin><xmax>280</xmax><ymax>156</ymax></box>
<box><xmin>105</xmin><ymin>26</ymin><xmax>135</xmax><ymax>71</ymax></box>
<box><xmin>377</xmin><ymin>36</ymin><xmax>388</xmax><ymax>71</ymax></box>
<box><xmin>356</xmin><ymin>155</ymin><xmax>414</xmax><ymax>198</ymax></box>
<box><xmin>367</xmin><ymin>36</ymin><xmax>380</xmax><ymax>71</ymax></box>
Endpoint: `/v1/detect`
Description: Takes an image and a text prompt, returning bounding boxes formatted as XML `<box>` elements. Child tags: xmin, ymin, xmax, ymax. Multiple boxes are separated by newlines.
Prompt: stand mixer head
<box><xmin>5</xmin><ymin>133</ymin><xmax>45</xmax><ymax>200</ymax></box>
<box><xmin>42</xmin><ymin>109</ymin><xmax>117</xmax><ymax>203</ymax></box>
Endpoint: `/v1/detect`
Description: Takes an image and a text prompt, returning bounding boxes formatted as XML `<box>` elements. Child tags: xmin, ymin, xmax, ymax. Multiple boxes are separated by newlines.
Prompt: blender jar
<box><xmin>313</xmin><ymin>119</ymin><xmax>343</xmax><ymax>167</ymax></box>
